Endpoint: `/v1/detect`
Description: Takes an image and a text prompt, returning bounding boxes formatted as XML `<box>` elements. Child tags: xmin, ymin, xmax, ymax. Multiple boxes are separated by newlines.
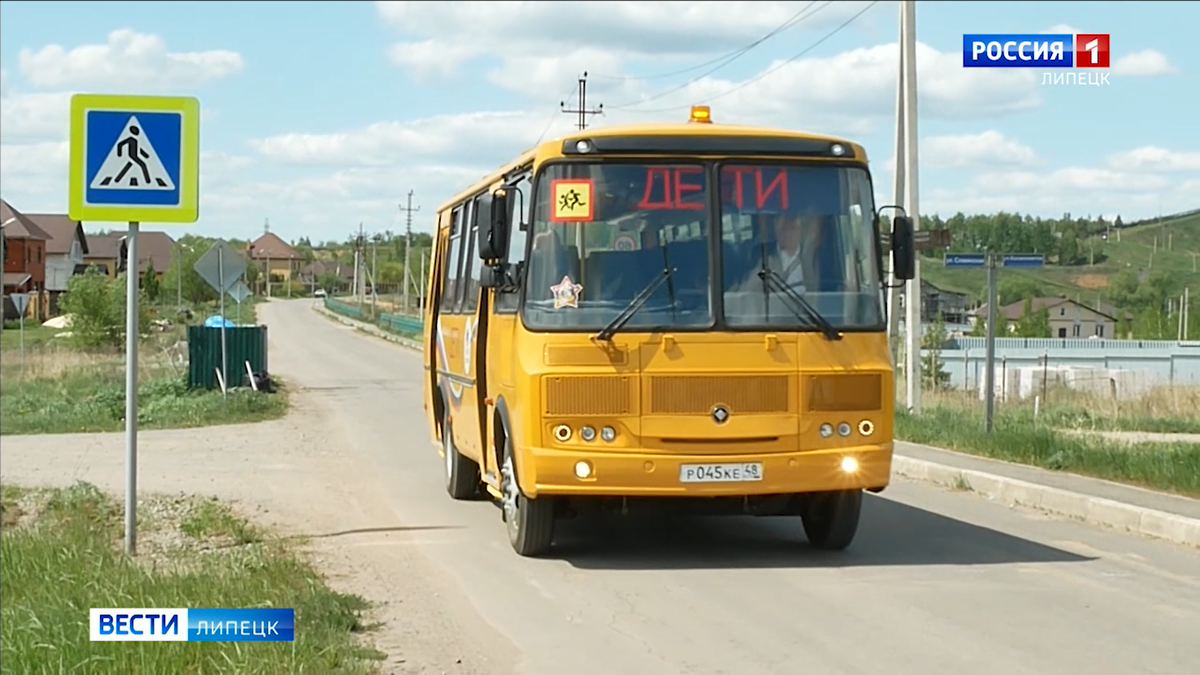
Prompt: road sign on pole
<box><xmin>68</xmin><ymin>94</ymin><xmax>200</xmax><ymax>223</ymax></box>
<box><xmin>1002</xmin><ymin>253</ymin><xmax>1046</xmax><ymax>268</ymax></box>
<box><xmin>195</xmin><ymin>239</ymin><xmax>246</xmax><ymax>294</ymax></box>
<box><xmin>67</xmin><ymin>93</ymin><xmax>202</xmax><ymax>558</ymax></box>
<box><xmin>10</xmin><ymin>293</ymin><xmax>30</xmax><ymax>363</ymax></box>
<box><xmin>944</xmin><ymin>253</ymin><xmax>987</xmax><ymax>268</ymax></box>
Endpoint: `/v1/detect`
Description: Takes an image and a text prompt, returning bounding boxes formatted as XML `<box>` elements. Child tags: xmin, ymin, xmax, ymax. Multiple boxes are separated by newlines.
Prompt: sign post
<box><xmin>941</xmin><ymin>251</ymin><xmax>1046</xmax><ymax>433</ymax></box>
<box><xmin>10</xmin><ymin>293</ymin><xmax>31</xmax><ymax>365</ymax></box>
<box><xmin>194</xmin><ymin>239</ymin><xmax>247</xmax><ymax>396</ymax></box>
<box><xmin>69</xmin><ymin>93</ymin><xmax>200</xmax><ymax>557</ymax></box>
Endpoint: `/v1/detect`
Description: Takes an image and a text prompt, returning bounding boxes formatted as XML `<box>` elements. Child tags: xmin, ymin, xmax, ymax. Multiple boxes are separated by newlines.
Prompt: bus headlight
<box><xmin>601</xmin><ymin>426</ymin><xmax>616</xmax><ymax>442</ymax></box>
<box><xmin>841</xmin><ymin>456</ymin><xmax>859</xmax><ymax>473</ymax></box>
<box><xmin>837</xmin><ymin>422</ymin><xmax>852</xmax><ymax>437</ymax></box>
<box><xmin>553</xmin><ymin>424</ymin><xmax>572</xmax><ymax>442</ymax></box>
<box><xmin>819</xmin><ymin>423</ymin><xmax>834</xmax><ymax>438</ymax></box>
<box><xmin>580</xmin><ymin>425</ymin><xmax>597</xmax><ymax>442</ymax></box>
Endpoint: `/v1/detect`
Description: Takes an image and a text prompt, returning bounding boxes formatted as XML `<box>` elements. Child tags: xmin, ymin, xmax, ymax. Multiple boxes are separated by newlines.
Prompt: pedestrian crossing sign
<box><xmin>69</xmin><ymin>93</ymin><xmax>200</xmax><ymax>223</ymax></box>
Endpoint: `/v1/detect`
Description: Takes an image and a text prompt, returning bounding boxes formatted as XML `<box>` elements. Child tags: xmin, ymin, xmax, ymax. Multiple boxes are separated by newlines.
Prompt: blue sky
<box><xmin>1</xmin><ymin>1</ymin><xmax>1195</xmax><ymax>244</ymax></box>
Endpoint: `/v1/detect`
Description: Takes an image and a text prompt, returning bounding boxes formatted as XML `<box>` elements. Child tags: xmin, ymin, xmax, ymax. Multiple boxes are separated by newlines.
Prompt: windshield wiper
<box><xmin>594</xmin><ymin>267</ymin><xmax>676</xmax><ymax>341</ymax></box>
<box><xmin>757</xmin><ymin>266</ymin><xmax>842</xmax><ymax>341</ymax></box>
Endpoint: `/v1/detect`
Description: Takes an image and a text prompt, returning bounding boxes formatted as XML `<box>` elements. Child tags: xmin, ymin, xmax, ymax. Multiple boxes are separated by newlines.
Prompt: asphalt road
<box><xmin>4</xmin><ymin>298</ymin><xmax>1198</xmax><ymax>675</ymax></box>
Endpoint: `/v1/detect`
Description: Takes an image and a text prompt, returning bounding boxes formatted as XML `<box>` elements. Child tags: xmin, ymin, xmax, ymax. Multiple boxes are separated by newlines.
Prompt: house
<box><xmin>298</xmin><ymin>259</ymin><xmax>355</xmax><ymax>293</ymax></box>
<box><xmin>971</xmin><ymin>296</ymin><xmax>1121</xmax><ymax>339</ymax></box>
<box><xmin>25</xmin><ymin>213</ymin><xmax>89</xmax><ymax>316</ymax></box>
<box><xmin>247</xmin><ymin>231</ymin><xmax>305</xmax><ymax>296</ymax></box>
<box><xmin>2</xmin><ymin>199</ymin><xmax>50</xmax><ymax>320</ymax></box>
<box><xmin>85</xmin><ymin>231</ymin><xmax>176</xmax><ymax>279</ymax></box>
<box><xmin>898</xmin><ymin>279</ymin><xmax>969</xmax><ymax>325</ymax></box>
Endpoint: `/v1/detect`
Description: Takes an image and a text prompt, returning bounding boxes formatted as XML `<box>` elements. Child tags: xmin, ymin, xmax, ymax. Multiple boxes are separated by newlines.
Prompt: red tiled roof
<box><xmin>248</xmin><ymin>231</ymin><xmax>303</xmax><ymax>260</ymax></box>
<box><xmin>24</xmin><ymin>213</ymin><xmax>88</xmax><ymax>255</ymax></box>
<box><xmin>1</xmin><ymin>200</ymin><xmax>51</xmax><ymax>240</ymax></box>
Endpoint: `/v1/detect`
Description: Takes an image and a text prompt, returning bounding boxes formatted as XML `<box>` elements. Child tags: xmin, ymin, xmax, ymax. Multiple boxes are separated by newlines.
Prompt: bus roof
<box><xmin>436</xmin><ymin>119</ymin><xmax>867</xmax><ymax>213</ymax></box>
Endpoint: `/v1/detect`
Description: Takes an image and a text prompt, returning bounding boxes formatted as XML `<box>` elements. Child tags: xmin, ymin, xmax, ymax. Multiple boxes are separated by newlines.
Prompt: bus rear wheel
<box><xmin>801</xmin><ymin>489</ymin><xmax>863</xmax><ymax>551</ymax></box>
<box><xmin>499</xmin><ymin>437</ymin><xmax>555</xmax><ymax>557</ymax></box>
<box><xmin>442</xmin><ymin>408</ymin><xmax>479</xmax><ymax>500</ymax></box>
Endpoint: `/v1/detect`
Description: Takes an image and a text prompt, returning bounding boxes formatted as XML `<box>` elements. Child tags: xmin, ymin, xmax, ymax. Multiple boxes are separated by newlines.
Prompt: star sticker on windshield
<box><xmin>550</xmin><ymin>275</ymin><xmax>583</xmax><ymax>309</ymax></box>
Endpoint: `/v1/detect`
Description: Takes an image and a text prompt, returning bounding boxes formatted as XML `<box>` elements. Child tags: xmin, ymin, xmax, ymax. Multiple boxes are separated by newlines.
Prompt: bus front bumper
<box><xmin>519</xmin><ymin>443</ymin><xmax>892</xmax><ymax>498</ymax></box>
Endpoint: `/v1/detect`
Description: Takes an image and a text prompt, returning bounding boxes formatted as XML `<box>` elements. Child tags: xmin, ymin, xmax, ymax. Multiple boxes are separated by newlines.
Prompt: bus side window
<box><xmin>439</xmin><ymin>206</ymin><xmax>465</xmax><ymax>314</ymax></box>
<box><xmin>495</xmin><ymin>170</ymin><xmax>531</xmax><ymax>314</ymax></box>
<box><xmin>461</xmin><ymin>194</ymin><xmax>485</xmax><ymax>314</ymax></box>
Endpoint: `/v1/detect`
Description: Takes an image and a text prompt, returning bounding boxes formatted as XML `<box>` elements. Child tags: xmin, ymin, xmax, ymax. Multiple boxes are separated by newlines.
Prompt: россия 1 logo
<box><xmin>961</xmin><ymin>33</ymin><xmax>1110</xmax><ymax>87</ymax></box>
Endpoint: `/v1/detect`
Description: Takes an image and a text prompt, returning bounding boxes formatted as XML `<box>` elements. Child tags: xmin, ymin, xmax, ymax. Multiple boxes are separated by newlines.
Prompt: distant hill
<box><xmin>921</xmin><ymin>208</ymin><xmax>1200</xmax><ymax>313</ymax></box>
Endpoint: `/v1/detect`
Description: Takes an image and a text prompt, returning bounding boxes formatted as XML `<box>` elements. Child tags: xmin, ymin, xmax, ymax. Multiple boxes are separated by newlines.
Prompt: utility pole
<box><xmin>561</xmin><ymin>72</ymin><xmax>604</xmax><ymax>130</ymax></box>
<box><xmin>355</xmin><ymin>222</ymin><xmax>366</xmax><ymax>306</ymax></box>
<box><xmin>886</xmin><ymin>0</ymin><xmax>906</xmax><ymax>372</ymax></box>
<box><xmin>900</xmin><ymin>0</ymin><xmax>923</xmax><ymax>414</ymax></box>
<box><xmin>400</xmin><ymin>191</ymin><xmax>420</xmax><ymax>315</ymax></box>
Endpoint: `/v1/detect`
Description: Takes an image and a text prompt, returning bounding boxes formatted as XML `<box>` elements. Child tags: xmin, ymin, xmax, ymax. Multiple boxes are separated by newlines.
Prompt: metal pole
<box><xmin>176</xmin><ymin>240</ymin><xmax>182</xmax><ymax>307</ymax></box>
<box><xmin>984</xmin><ymin>251</ymin><xmax>997</xmax><ymax>433</ymax></box>
<box><xmin>372</xmin><ymin>237</ymin><xmax>378</xmax><ymax>317</ymax></box>
<box><xmin>901</xmin><ymin>0</ymin><xmax>923</xmax><ymax>414</ymax></box>
<box><xmin>419</xmin><ymin>255</ymin><xmax>426</xmax><ymax>312</ymax></box>
<box><xmin>218</xmin><ymin>244</ymin><xmax>228</xmax><ymax>399</ymax></box>
<box><xmin>887</xmin><ymin>0</ymin><xmax>906</xmax><ymax>372</ymax></box>
<box><xmin>403</xmin><ymin>194</ymin><xmax>412</xmax><ymax>315</ymax></box>
<box><xmin>124</xmin><ymin>221</ymin><xmax>141</xmax><ymax>555</ymax></box>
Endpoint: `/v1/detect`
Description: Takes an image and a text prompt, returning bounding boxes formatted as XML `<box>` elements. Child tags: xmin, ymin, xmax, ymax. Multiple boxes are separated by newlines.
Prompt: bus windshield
<box><xmin>719</xmin><ymin>163</ymin><xmax>884</xmax><ymax>330</ymax></box>
<box><xmin>522</xmin><ymin>161</ymin><xmax>714</xmax><ymax>331</ymax></box>
<box><xmin>520</xmin><ymin>160</ymin><xmax>884</xmax><ymax>332</ymax></box>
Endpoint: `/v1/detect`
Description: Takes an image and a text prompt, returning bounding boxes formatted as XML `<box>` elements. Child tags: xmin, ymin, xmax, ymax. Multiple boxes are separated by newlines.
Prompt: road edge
<box><xmin>891</xmin><ymin>455</ymin><xmax>1200</xmax><ymax>549</ymax></box>
<box><xmin>313</xmin><ymin>302</ymin><xmax>1200</xmax><ymax>550</ymax></box>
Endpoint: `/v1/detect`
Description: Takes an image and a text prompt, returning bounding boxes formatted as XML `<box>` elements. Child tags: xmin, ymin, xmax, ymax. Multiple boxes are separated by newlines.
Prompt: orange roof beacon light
<box><xmin>688</xmin><ymin>105</ymin><xmax>712</xmax><ymax>123</ymax></box>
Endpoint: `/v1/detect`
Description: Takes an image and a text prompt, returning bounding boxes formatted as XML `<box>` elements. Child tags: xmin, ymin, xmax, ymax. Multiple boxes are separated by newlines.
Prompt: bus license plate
<box><xmin>679</xmin><ymin>463</ymin><xmax>764</xmax><ymax>483</ymax></box>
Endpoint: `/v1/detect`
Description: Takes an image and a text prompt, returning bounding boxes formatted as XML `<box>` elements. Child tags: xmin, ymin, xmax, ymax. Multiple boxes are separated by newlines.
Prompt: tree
<box><xmin>921</xmin><ymin>316</ymin><xmax>951</xmax><ymax>390</ymax></box>
<box><xmin>142</xmin><ymin>259</ymin><xmax>161</xmax><ymax>302</ymax></box>
<box><xmin>59</xmin><ymin>268</ymin><xmax>150</xmax><ymax>349</ymax></box>
<box><xmin>1013</xmin><ymin>297</ymin><xmax>1051</xmax><ymax>338</ymax></box>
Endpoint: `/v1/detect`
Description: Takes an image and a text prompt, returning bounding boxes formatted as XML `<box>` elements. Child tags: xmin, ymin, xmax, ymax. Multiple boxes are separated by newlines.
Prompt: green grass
<box><xmin>1</xmin><ymin>323</ymin><xmax>62</xmax><ymax>351</ymax></box>
<box><xmin>0</xmin><ymin>481</ymin><xmax>384</xmax><ymax>674</ymax></box>
<box><xmin>0</xmin><ymin>350</ymin><xmax>288</xmax><ymax>436</ymax></box>
<box><xmin>896</xmin><ymin>405</ymin><xmax>1200</xmax><ymax>498</ymax></box>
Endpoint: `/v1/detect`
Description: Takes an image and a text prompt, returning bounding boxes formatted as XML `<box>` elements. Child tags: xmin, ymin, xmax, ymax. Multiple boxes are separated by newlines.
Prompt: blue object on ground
<box><xmin>204</xmin><ymin>315</ymin><xmax>235</xmax><ymax>328</ymax></box>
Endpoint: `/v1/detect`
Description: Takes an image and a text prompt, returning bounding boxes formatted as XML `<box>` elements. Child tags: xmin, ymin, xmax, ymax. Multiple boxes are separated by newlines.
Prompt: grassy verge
<box><xmin>0</xmin><ymin>345</ymin><xmax>287</xmax><ymax>435</ymax></box>
<box><xmin>896</xmin><ymin>404</ymin><xmax>1200</xmax><ymax>498</ymax></box>
<box><xmin>0</xmin><ymin>482</ymin><xmax>384</xmax><ymax>674</ymax></box>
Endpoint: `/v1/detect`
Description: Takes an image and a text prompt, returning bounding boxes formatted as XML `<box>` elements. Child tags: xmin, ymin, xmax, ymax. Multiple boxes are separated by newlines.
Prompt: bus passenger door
<box><xmin>434</xmin><ymin>205</ymin><xmax>475</xmax><ymax>459</ymax></box>
<box><xmin>454</xmin><ymin>195</ymin><xmax>489</xmax><ymax>469</ymax></box>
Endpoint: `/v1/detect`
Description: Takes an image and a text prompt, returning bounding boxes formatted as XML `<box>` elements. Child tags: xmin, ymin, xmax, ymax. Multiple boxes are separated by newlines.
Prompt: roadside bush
<box><xmin>58</xmin><ymin>269</ymin><xmax>150</xmax><ymax>349</ymax></box>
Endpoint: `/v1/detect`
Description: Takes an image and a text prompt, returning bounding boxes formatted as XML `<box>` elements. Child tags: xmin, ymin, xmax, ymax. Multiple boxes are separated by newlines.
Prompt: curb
<box><xmin>891</xmin><ymin>455</ymin><xmax>1200</xmax><ymax>549</ymax></box>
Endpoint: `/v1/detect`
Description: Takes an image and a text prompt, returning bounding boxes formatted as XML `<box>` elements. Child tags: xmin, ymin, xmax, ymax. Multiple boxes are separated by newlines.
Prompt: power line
<box><xmin>589</xmin><ymin>1</ymin><xmax>822</xmax><ymax>84</ymax></box>
<box><xmin>621</xmin><ymin>0</ymin><xmax>880</xmax><ymax>115</ymax></box>
<box><xmin>605</xmin><ymin>1</ymin><xmax>833</xmax><ymax>111</ymax></box>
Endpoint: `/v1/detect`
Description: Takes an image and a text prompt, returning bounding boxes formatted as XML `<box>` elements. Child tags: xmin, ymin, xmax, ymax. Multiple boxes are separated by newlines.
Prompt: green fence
<box><xmin>187</xmin><ymin>325</ymin><xmax>269</xmax><ymax>390</ymax></box>
<box><xmin>324</xmin><ymin>297</ymin><xmax>424</xmax><ymax>336</ymax></box>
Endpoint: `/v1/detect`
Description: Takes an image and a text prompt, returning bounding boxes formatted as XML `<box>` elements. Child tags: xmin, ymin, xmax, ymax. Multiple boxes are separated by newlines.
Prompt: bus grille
<box><xmin>544</xmin><ymin>376</ymin><xmax>633</xmax><ymax>416</ymax></box>
<box><xmin>648</xmin><ymin>375</ymin><xmax>791</xmax><ymax>415</ymax></box>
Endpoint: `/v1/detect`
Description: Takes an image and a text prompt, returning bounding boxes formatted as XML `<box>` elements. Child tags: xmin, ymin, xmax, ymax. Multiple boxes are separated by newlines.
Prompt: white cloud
<box><xmin>1112</xmin><ymin>49</ymin><xmax>1176</xmax><ymax>77</ymax></box>
<box><xmin>18</xmin><ymin>29</ymin><xmax>244</xmax><ymax>90</ymax></box>
<box><xmin>1106</xmin><ymin>146</ymin><xmax>1200</xmax><ymax>173</ymax></box>
<box><xmin>386</xmin><ymin>41</ymin><xmax>482</xmax><ymax>82</ymax></box>
<box><xmin>0</xmin><ymin>91</ymin><xmax>73</xmax><ymax>142</ymax></box>
<box><xmin>882</xmin><ymin>131</ymin><xmax>1037</xmax><ymax>172</ymax></box>
<box><xmin>0</xmin><ymin>141</ymin><xmax>70</xmax><ymax>207</ymax></box>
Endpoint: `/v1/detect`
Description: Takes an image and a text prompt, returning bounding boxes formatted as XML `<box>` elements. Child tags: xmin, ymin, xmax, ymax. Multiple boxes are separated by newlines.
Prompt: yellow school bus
<box><xmin>423</xmin><ymin>105</ymin><xmax>916</xmax><ymax>557</ymax></box>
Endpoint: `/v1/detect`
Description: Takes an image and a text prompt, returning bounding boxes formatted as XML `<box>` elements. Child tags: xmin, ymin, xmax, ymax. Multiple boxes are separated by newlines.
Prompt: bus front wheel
<box><xmin>801</xmin><ymin>489</ymin><xmax>863</xmax><ymax>551</ymax></box>
<box><xmin>499</xmin><ymin>437</ymin><xmax>555</xmax><ymax>557</ymax></box>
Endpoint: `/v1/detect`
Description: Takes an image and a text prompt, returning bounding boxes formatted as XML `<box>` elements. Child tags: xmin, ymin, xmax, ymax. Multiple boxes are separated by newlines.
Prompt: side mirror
<box><xmin>476</xmin><ymin>189</ymin><xmax>510</xmax><ymax>261</ymax></box>
<box><xmin>891</xmin><ymin>215</ymin><xmax>915</xmax><ymax>281</ymax></box>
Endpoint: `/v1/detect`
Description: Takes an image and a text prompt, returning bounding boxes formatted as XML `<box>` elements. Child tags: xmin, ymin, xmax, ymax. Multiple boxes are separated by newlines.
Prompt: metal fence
<box><xmin>926</xmin><ymin>337</ymin><xmax>1200</xmax><ymax>391</ymax></box>
<box><xmin>324</xmin><ymin>297</ymin><xmax>423</xmax><ymax>336</ymax></box>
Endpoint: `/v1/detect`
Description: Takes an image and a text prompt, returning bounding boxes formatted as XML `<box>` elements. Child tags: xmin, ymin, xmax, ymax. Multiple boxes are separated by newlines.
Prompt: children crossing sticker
<box><xmin>551</xmin><ymin>179</ymin><xmax>594</xmax><ymax>222</ymax></box>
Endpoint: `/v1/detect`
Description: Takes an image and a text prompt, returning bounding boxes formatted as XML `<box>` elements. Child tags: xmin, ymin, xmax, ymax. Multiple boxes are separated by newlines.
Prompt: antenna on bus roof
<box><xmin>560</xmin><ymin>72</ymin><xmax>604</xmax><ymax>130</ymax></box>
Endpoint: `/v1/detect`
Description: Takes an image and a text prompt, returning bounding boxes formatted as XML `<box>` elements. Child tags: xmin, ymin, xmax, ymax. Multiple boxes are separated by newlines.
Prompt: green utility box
<box><xmin>187</xmin><ymin>325</ymin><xmax>269</xmax><ymax>390</ymax></box>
